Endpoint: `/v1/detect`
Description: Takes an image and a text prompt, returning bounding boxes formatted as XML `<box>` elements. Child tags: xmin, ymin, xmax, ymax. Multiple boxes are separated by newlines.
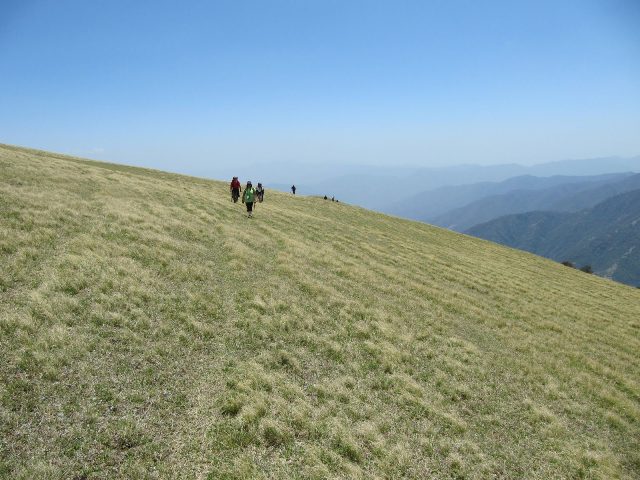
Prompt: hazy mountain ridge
<box><xmin>432</xmin><ymin>173</ymin><xmax>640</xmax><ymax>231</ymax></box>
<box><xmin>466</xmin><ymin>189</ymin><xmax>640</xmax><ymax>286</ymax></box>
<box><xmin>238</xmin><ymin>156</ymin><xmax>640</xmax><ymax>210</ymax></box>
<box><xmin>384</xmin><ymin>173</ymin><xmax>632</xmax><ymax>223</ymax></box>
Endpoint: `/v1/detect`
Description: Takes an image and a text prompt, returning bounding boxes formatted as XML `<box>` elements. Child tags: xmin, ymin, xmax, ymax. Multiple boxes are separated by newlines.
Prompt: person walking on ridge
<box><xmin>256</xmin><ymin>182</ymin><xmax>265</xmax><ymax>203</ymax></box>
<box><xmin>291</xmin><ymin>184</ymin><xmax>296</xmax><ymax>195</ymax></box>
<box><xmin>230</xmin><ymin>176</ymin><xmax>241</xmax><ymax>203</ymax></box>
<box><xmin>242</xmin><ymin>181</ymin><xmax>256</xmax><ymax>218</ymax></box>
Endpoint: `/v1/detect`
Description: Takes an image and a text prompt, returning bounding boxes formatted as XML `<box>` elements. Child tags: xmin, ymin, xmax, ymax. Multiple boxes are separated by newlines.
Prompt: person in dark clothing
<box><xmin>256</xmin><ymin>182</ymin><xmax>265</xmax><ymax>202</ymax></box>
<box><xmin>291</xmin><ymin>185</ymin><xmax>296</xmax><ymax>195</ymax></box>
<box><xmin>230</xmin><ymin>176</ymin><xmax>241</xmax><ymax>203</ymax></box>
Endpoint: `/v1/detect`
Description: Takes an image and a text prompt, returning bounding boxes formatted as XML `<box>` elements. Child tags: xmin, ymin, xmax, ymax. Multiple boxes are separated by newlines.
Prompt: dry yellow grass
<box><xmin>1</xmin><ymin>143</ymin><xmax>639</xmax><ymax>479</ymax></box>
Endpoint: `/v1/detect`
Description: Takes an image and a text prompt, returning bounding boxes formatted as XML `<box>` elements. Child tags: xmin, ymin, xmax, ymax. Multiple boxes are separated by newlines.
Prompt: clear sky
<box><xmin>1</xmin><ymin>0</ymin><xmax>639</xmax><ymax>173</ymax></box>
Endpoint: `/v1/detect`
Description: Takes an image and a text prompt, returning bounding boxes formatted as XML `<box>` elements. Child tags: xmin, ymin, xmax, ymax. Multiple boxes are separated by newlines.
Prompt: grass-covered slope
<box><xmin>1</xmin><ymin>144</ymin><xmax>639</xmax><ymax>479</ymax></box>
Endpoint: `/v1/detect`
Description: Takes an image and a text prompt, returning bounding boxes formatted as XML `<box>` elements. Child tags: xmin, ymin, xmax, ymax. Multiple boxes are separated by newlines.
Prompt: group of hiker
<box><xmin>230</xmin><ymin>178</ymin><xmax>335</xmax><ymax>217</ymax></box>
<box><xmin>230</xmin><ymin>177</ymin><xmax>265</xmax><ymax>218</ymax></box>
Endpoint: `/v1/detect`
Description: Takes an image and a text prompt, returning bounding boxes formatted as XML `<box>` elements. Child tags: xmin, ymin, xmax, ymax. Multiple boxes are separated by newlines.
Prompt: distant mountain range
<box><xmin>255</xmin><ymin>155</ymin><xmax>640</xmax><ymax>210</ymax></box>
<box><xmin>432</xmin><ymin>173</ymin><xmax>640</xmax><ymax>231</ymax></box>
<box><xmin>383</xmin><ymin>173</ymin><xmax>633</xmax><ymax>223</ymax></box>
<box><xmin>466</xmin><ymin>189</ymin><xmax>640</xmax><ymax>287</ymax></box>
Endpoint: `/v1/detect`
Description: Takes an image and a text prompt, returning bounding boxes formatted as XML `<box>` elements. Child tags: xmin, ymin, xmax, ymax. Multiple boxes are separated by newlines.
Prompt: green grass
<box><xmin>1</xmin><ymin>143</ymin><xmax>639</xmax><ymax>479</ymax></box>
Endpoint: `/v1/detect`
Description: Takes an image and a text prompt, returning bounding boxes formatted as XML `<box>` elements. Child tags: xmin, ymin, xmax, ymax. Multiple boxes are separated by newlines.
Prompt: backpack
<box><xmin>243</xmin><ymin>187</ymin><xmax>255</xmax><ymax>203</ymax></box>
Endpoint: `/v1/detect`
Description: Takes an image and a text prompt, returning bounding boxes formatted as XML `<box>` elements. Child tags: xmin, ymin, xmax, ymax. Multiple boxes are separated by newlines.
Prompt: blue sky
<box><xmin>1</xmin><ymin>0</ymin><xmax>639</xmax><ymax>173</ymax></box>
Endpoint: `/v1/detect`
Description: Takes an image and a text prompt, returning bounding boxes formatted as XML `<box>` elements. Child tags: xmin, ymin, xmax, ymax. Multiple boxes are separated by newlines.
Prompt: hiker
<box><xmin>331</xmin><ymin>196</ymin><xmax>335</xmax><ymax>202</ymax></box>
<box><xmin>242</xmin><ymin>181</ymin><xmax>256</xmax><ymax>218</ymax></box>
<box><xmin>291</xmin><ymin>185</ymin><xmax>296</xmax><ymax>195</ymax></box>
<box><xmin>256</xmin><ymin>182</ymin><xmax>265</xmax><ymax>203</ymax></box>
<box><xmin>323</xmin><ymin>195</ymin><xmax>327</xmax><ymax>200</ymax></box>
<box><xmin>230</xmin><ymin>176</ymin><xmax>241</xmax><ymax>203</ymax></box>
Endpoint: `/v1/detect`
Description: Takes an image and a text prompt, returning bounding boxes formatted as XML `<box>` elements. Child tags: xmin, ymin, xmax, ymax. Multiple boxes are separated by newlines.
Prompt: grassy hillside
<box><xmin>1</xmin><ymin>144</ymin><xmax>639</xmax><ymax>479</ymax></box>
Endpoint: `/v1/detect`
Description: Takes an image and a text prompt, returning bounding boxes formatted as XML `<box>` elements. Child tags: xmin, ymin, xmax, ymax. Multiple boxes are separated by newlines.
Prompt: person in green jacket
<box><xmin>242</xmin><ymin>181</ymin><xmax>256</xmax><ymax>218</ymax></box>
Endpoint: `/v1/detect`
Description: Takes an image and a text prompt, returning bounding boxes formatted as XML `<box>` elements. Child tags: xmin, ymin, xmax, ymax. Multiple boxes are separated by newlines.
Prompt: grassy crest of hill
<box><xmin>467</xmin><ymin>189</ymin><xmax>640</xmax><ymax>286</ymax></box>
<box><xmin>1</xmin><ymin>144</ymin><xmax>640</xmax><ymax>479</ymax></box>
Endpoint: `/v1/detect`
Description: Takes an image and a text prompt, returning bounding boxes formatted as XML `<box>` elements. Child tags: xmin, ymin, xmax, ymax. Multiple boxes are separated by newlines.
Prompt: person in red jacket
<box><xmin>230</xmin><ymin>176</ymin><xmax>241</xmax><ymax>203</ymax></box>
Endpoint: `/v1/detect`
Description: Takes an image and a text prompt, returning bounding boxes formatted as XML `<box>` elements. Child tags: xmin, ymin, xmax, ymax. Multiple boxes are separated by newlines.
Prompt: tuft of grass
<box><xmin>333</xmin><ymin>434</ymin><xmax>363</xmax><ymax>464</ymax></box>
<box><xmin>220</xmin><ymin>399</ymin><xmax>243</xmax><ymax>417</ymax></box>
<box><xmin>1</xmin><ymin>143</ymin><xmax>639</xmax><ymax>478</ymax></box>
<box><xmin>262</xmin><ymin>420</ymin><xmax>292</xmax><ymax>448</ymax></box>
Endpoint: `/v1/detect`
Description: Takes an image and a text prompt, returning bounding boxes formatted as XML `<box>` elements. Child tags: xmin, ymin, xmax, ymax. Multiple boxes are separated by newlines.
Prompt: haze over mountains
<box><xmin>384</xmin><ymin>173</ymin><xmax>634</xmax><ymax>225</ymax></box>
<box><xmin>431</xmin><ymin>173</ymin><xmax>640</xmax><ymax>232</ymax></box>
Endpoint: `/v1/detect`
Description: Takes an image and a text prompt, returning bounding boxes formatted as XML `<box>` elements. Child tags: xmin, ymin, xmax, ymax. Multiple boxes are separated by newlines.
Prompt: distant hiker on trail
<box><xmin>242</xmin><ymin>181</ymin><xmax>256</xmax><ymax>218</ymax></box>
<box><xmin>230</xmin><ymin>176</ymin><xmax>241</xmax><ymax>203</ymax></box>
<box><xmin>256</xmin><ymin>182</ymin><xmax>265</xmax><ymax>203</ymax></box>
<box><xmin>291</xmin><ymin>185</ymin><xmax>296</xmax><ymax>195</ymax></box>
